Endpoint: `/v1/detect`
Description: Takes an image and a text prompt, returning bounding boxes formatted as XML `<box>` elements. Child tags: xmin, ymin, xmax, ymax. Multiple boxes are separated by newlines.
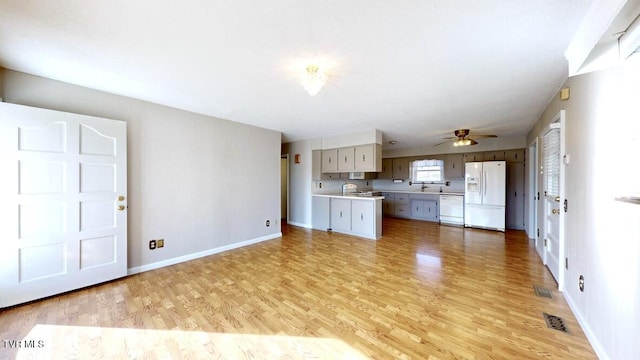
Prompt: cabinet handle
<box><xmin>340</xmin><ymin>211</ymin><xmax>343</xmax><ymax>218</ymax></box>
<box><xmin>344</xmin><ymin>156</ymin><xmax>347</xmax><ymax>163</ymax></box>
<box><xmin>362</xmin><ymin>154</ymin><xmax>366</xmax><ymax>162</ymax></box>
<box><xmin>360</xmin><ymin>213</ymin><xmax>364</xmax><ymax>220</ymax></box>
<box><xmin>329</xmin><ymin>157</ymin><xmax>332</xmax><ymax>164</ymax></box>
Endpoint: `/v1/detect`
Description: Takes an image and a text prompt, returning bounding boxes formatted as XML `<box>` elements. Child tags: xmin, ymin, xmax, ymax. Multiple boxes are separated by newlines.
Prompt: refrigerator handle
<box><xmin>484</xmin><ymin>170</ymin><xmax>487</xmax><ymax>199</ymax></box>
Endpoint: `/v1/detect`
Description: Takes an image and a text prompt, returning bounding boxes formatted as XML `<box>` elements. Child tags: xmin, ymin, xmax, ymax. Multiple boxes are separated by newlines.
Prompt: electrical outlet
<box><xmin>157</xmin><ymin>239</ymin><xmax>164</xmax><ymax>248</ymax></box>
<box><xmin>266</xmin><ymin>220</ymin><xmax>270</xmax><ymax>227</ymax></box>
<box><xmin>149</xmin><ymin>240</ymin><xmax>157</xmax><ymax>250</ymax></box>
<box><xmin>579</xmin><ymin>275</ymin><xmax>585</xmax><ymax>292</ymax></box>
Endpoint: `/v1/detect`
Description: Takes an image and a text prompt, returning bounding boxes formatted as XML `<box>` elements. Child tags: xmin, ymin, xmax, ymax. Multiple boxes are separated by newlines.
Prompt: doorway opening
<box><xmin>280</xmin><ymin>154</ymin><xmax>289</xmax><ymax>231</ymax></box>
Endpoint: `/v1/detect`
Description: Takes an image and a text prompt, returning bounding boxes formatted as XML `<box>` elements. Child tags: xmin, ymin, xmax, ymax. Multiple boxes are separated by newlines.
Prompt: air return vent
<box><xmin>533</xmin><ymin>285</ymin><xmax>552</xmax><ymax>298</ymax></box>
<box><xmin>543</xmin><ymin>313</ymin><xmax>569</xmax><ymax>333</ymax></box>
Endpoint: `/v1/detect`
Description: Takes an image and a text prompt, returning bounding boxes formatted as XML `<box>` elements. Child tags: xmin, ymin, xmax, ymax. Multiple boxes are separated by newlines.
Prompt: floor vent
<box><xmin>543</xmin><ymin>313</ymin><xmax>569</xmax><ymax>333</ymax></box>
<box><xmin>533</xmin><ymin>285</ymin><xmax>553</xmax><ymax>298</ymax></box>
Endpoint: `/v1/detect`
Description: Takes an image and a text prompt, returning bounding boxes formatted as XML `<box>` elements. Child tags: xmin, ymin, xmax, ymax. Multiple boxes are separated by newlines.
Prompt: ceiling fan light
<box><xmin>453</xmin><ymin>139</ymin><xmax>472</xmax><ymax>147</ymax></box>
<box><xmin>300</xmin><ymin>65</ymin><xmax>325</xmax><ymax>96</ymax></box>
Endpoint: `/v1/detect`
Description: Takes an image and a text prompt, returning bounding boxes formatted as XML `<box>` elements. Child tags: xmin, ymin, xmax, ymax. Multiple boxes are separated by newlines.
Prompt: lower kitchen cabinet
<box><xmin>381</xmin><ymin>192</ymin><xmax>395</xmax><ymax>215</ymax></box>
<box><xmin>330</xmin><ymin>198</ymin><xmax>351</xmax><ymax>233</ymax></box>
<box><xmin>410</xmin><ymin>199</ymin><xmax>438</xmax><ymax>221</ymax></box>
<box><xmin>312</xmin><ymin>196</ymin><xmax>331</xmax><ymax>231</ymax></box>
<box><xmin>394</xmin><ymin>193</ymin><xmax>411</xmax><ymax>217</ymax></box>
<box><xmin>351</xmin><ymin>199</ymin><xmax>376</xmax><ymax>237</ymax></box>
<box><xmin>328</xmin><ymin>197</ymin><xmax>382</xmax><ymax>240</ymax></box>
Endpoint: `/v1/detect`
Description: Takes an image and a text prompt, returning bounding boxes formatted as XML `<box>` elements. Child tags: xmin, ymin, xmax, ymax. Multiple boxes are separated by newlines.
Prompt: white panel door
<box><xmin>482</xmin><ymin>161</ymin><xmax>506</xmax><ymax>207</ymax></box>
<box><xmin>0</xmin><ymin>102</ymin><xmax>127</xmax><ymax>308</ymax></box>
<box><xmin>542</xmin><ymin>114</ymin><xmax>564</xmax><ymax>285</ymax></box>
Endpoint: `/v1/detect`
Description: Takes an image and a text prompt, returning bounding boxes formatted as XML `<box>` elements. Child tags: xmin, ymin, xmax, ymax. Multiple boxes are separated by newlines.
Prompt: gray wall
<box><xmin>1</xmin><ymin>68</ymin><xmax>282</xmax><ymax>271</ymax></box>
<box><xmin>281</xmin><ymin>140</ymin><xmax>313</xmax><ymax>228</ymax></box>
<box><xmin>526</xmin><ymin>57</ymin><xmax>640</xmax><ymax>360</ymax></box>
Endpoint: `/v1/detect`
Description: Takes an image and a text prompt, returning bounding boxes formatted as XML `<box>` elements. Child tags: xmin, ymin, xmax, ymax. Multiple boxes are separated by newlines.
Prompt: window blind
<box><xmin>543</xmin><ymin>128</ymin><xmax>560</xmax><ymax>197</ymax></box>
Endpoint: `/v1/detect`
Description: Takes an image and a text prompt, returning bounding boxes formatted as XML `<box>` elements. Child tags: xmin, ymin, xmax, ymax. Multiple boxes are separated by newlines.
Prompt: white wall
<box><xmin>526</xmin><ymin>56</ymin><xmax>640</xmax><ymax>360</ymax></box>
<box><xmin>1</xmin><ymin>68</ymin><xmax>282</xmax><ymax>271</ymax></box>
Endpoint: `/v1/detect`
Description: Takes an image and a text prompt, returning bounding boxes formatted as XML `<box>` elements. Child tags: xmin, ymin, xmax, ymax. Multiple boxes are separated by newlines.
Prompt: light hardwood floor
<box><xmin>1</xmin><ymin>217</ymin><xmax>596</xmax><ymax>359</ymax></box>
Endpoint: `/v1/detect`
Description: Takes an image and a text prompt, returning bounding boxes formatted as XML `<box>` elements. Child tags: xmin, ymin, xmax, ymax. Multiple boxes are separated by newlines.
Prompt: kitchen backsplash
<box><xmin>312</xmin><ymin>178</ymin><xmax>464</xmax><ymax>194</ymax></box>
<box><xmin>372</xmin><ymin>178</ymin><xmax>465</xmax><ymax>193</ymax></box>
<box><xmin>312</xmin><ymin>179</ymin><xmax>373</xmax><ymax>194</ymax></box>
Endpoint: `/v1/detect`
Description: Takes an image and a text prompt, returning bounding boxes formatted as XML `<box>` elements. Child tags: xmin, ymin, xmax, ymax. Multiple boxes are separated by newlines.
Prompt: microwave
<box><xmin>349</xmin><ymin>172</ymin><xmax>376</xmax><ymax>180</ymax></box>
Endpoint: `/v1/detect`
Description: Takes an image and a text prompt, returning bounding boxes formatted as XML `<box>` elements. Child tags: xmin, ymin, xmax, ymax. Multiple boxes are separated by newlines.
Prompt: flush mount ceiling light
<box><xmin>300</xmin><ymin>65</ymin><xmax>325</xmax><ymax>96</ymax></box>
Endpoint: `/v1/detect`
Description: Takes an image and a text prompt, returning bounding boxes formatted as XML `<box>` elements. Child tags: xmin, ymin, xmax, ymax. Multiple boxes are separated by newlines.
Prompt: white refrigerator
<box><xmin>464</xmin><ymin>161</ymin><xmax>506</xmax><ymax>232</ymax></box>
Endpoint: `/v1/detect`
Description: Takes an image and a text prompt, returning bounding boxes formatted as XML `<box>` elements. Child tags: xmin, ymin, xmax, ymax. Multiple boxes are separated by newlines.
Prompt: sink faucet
<box><xmin>421</xmin><ymin>184</ymin><xmax>428</xmax><ymax>192</ymax></box>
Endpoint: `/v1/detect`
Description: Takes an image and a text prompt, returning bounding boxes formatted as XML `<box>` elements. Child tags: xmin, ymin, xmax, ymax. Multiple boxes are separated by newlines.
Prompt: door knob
<box><xmin>118</xmin><ymin>195</ymin><xmax>126</xmax><ymax>201</ymax></box>
<box><xmin>554</xmin><ymin>196</ymin><xmax>560</xmax><ymax>202</ymax></box>
<box><xmin>118</xmin><ymin>205</ymin><xmax>126</xmax><ymax>211</ymax></box>
<box><xmin>552</xmin><ymin>209</ymin><xmax>559</xmax><ymax>214</ymax></box>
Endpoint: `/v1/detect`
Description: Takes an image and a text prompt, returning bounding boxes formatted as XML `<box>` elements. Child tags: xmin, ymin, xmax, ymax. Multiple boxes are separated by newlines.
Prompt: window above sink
<box><xmin>411</xmin><ymin>159</ymin><xmax>445</xmax><ymax>184</ymax></box>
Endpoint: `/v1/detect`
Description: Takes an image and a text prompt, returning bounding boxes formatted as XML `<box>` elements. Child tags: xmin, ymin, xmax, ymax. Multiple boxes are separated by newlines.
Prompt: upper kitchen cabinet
<box><xmin>354</xmin><ymin>144</ymin><xmax>382</xmax><ymax>171</ymax></box>
<box><xmin>322</xmin><ymin>143</ymin><xmax>381</xmax><ymax>173</ymax></box>
<box><xmin>392</xmin><ymin>157</ymin><xmax>410</xmax><ymax>179</ymax></box>
<box><xmin>443</xmin><ymin>153</ymin><xmax>464</xmax><ymax>179</ymax></box>
<box><xmin>322</xmin><ymin>149</ymin><xmax>338</xmax><ymax>172</ymax></box>
<box><xmin>313</xmin><ymin>150</ymin><xmax>340</xmax><ymax>180</ymax></box>
<box><xmin>337</xmin><ymin>147</ymin><xmax>355</xmax><ymax>171</ymax></box>
<box><xmin>483</xmin><ymin>151</ymin><xmax>505</xmax><ymax>161</ymax></box>
<box><xmin>379</xmin><ymin>158</ymin><xmax>393</xmax><ymax>179</ymax></box>
<box><xmin>463</xmin><ymin>152</ymin><xmax>484</xmax><ymax>163</ymax></box>
<box><xmin>505</xmin><ymin>149</ymin><xmax>525</xmax><ymax>163</ymax></box>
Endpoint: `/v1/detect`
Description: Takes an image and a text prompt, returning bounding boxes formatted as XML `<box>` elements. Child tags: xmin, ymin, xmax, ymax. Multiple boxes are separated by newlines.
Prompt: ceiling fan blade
<box><xmin>434</xmin><ymin>139</ymin><xmax>453</xmax><ymax>146</ymax></box>
<box><xmin>468</xmin><ymin>134</ymin><xmax>497</xmax><ymax>139</ymax></box>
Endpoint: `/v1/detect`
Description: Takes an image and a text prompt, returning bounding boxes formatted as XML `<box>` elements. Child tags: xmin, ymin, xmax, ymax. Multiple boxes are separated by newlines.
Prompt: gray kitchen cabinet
<box><xmin>338</xmin><ymin>147</ymin><xmax>355</xmax><ymax>171</ymax></box>
<box><xmin>351</xmin><ymin>199</ymin><xmax>375</xmax><ymax>237</ymax></box>
<box><xmin>463</xmin><ymin>152</ymin><xmax>485</xmax><ymax>162</ymax></box>
<box><xmin>394</xmin><ymin>193</ymin><xmax>410</xmax><ymax>217</ymax></box>
<box><xmin>313</xmin><ymin>150</ymin><xmax>339</xmax><ymax>180</ymax></box>
<box><xmin>379</xmin><ymin>158</ymin><xmax>393</xmax><ymax>179</ymax></box>
<box><xmin>381</xmin><ymin>192</ymin><xmax>395</xmax><ymax>215</ymax></box>
<box><xmin>483</xmin><ymin>151</ymin><xmax>505</xmax><ymax>161</ymax></box>
<box><xmin>409</xmin><ymin>193</ymin><xmax>439</xmax><ymax>222</ymax></box>
<box><xmin>322</xmin><ymin>149</ymin><xmax>338</xmax><ymax>172</ymax></box>
<box><xmin>354</xmin><ymin>144</ymin><xmax>375</xmax><ymax>171</ymax></box>
<box><xmin>443</xmin><ymin>153</ymin><xmax>464</xmax><ymax>179</ymax></box>
<box><xmin>392</xmin><ymin>157</ymin><xmax>410</xmax><ymax>179</ymax></box>
<box><xmin>330</xmin><ymin>198</ymin><xmax>351</xmax><ymax>232</ymax></box>
<box><xmin>505</xmin><ymin>149</ymin><xmax>525</xmax><ymax>163</ymax></box>
<box><xmin>410</xmin><ymin>199</ymin><xmax>439</xmax><ymax>221</ymax></box>
<box><xmin>324</xmin><ymin>196</ymin><xmax>382</xmax><ymax>239</ymax></box>
<box><xmin>312</xmin><ymin>196</ymin><xmax>331</xmax><ymax>231</ymax></box>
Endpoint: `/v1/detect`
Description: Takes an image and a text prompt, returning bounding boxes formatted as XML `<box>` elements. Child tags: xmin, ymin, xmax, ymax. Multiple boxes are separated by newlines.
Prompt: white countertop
<box><xmin>312</xmin><ymin>193</ymin><xmax>385</xmax><ymax>200</ymax></box>
<box><xmin>376</xmin><ymin>189</ymin><xmax>464</xmax><ymax>196</ymax></box>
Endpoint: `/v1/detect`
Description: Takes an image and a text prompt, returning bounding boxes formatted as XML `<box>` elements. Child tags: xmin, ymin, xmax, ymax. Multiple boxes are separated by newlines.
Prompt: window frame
<box><xmin>410</xmin><ymin>159</ymin><xmax>445</xmax><ymax>184</ymax></box>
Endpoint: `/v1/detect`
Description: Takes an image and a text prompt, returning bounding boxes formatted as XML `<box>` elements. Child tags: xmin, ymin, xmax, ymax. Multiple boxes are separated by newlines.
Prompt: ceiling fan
<box><xmin>435</xmin><ymin>129</ymin><xmax>497</xmax><ymax>147</ymax></box>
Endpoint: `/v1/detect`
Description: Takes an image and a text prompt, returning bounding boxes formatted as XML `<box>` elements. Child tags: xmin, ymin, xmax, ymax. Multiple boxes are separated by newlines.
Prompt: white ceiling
<box><xmin>0</xmin><ymin>1</ymin><xmax>594</xmax><ymax>150</ymax></box>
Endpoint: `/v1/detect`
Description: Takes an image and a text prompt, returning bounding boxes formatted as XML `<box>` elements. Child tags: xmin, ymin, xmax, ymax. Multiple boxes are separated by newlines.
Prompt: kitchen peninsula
<box><xmin>312</xmin><ymin>193</ymin><xmax>383</xmax><ymax>240</ymax></box>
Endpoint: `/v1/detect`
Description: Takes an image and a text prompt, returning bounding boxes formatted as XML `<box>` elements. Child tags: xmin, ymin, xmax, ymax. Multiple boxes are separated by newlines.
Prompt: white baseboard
<box><xmin>127</xmin><ymin>232</ymin><xmax>282</xmax><ymax>275</ymax></box>
<box><xmin>286</xmin><ymin>221</ymin><xmax>312</xmax><ymax>229</ymax></box>
<box><xmin>564</xmin><ymin>292</ymin><xmax>609</xmax><ymax>360</ymax></box>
